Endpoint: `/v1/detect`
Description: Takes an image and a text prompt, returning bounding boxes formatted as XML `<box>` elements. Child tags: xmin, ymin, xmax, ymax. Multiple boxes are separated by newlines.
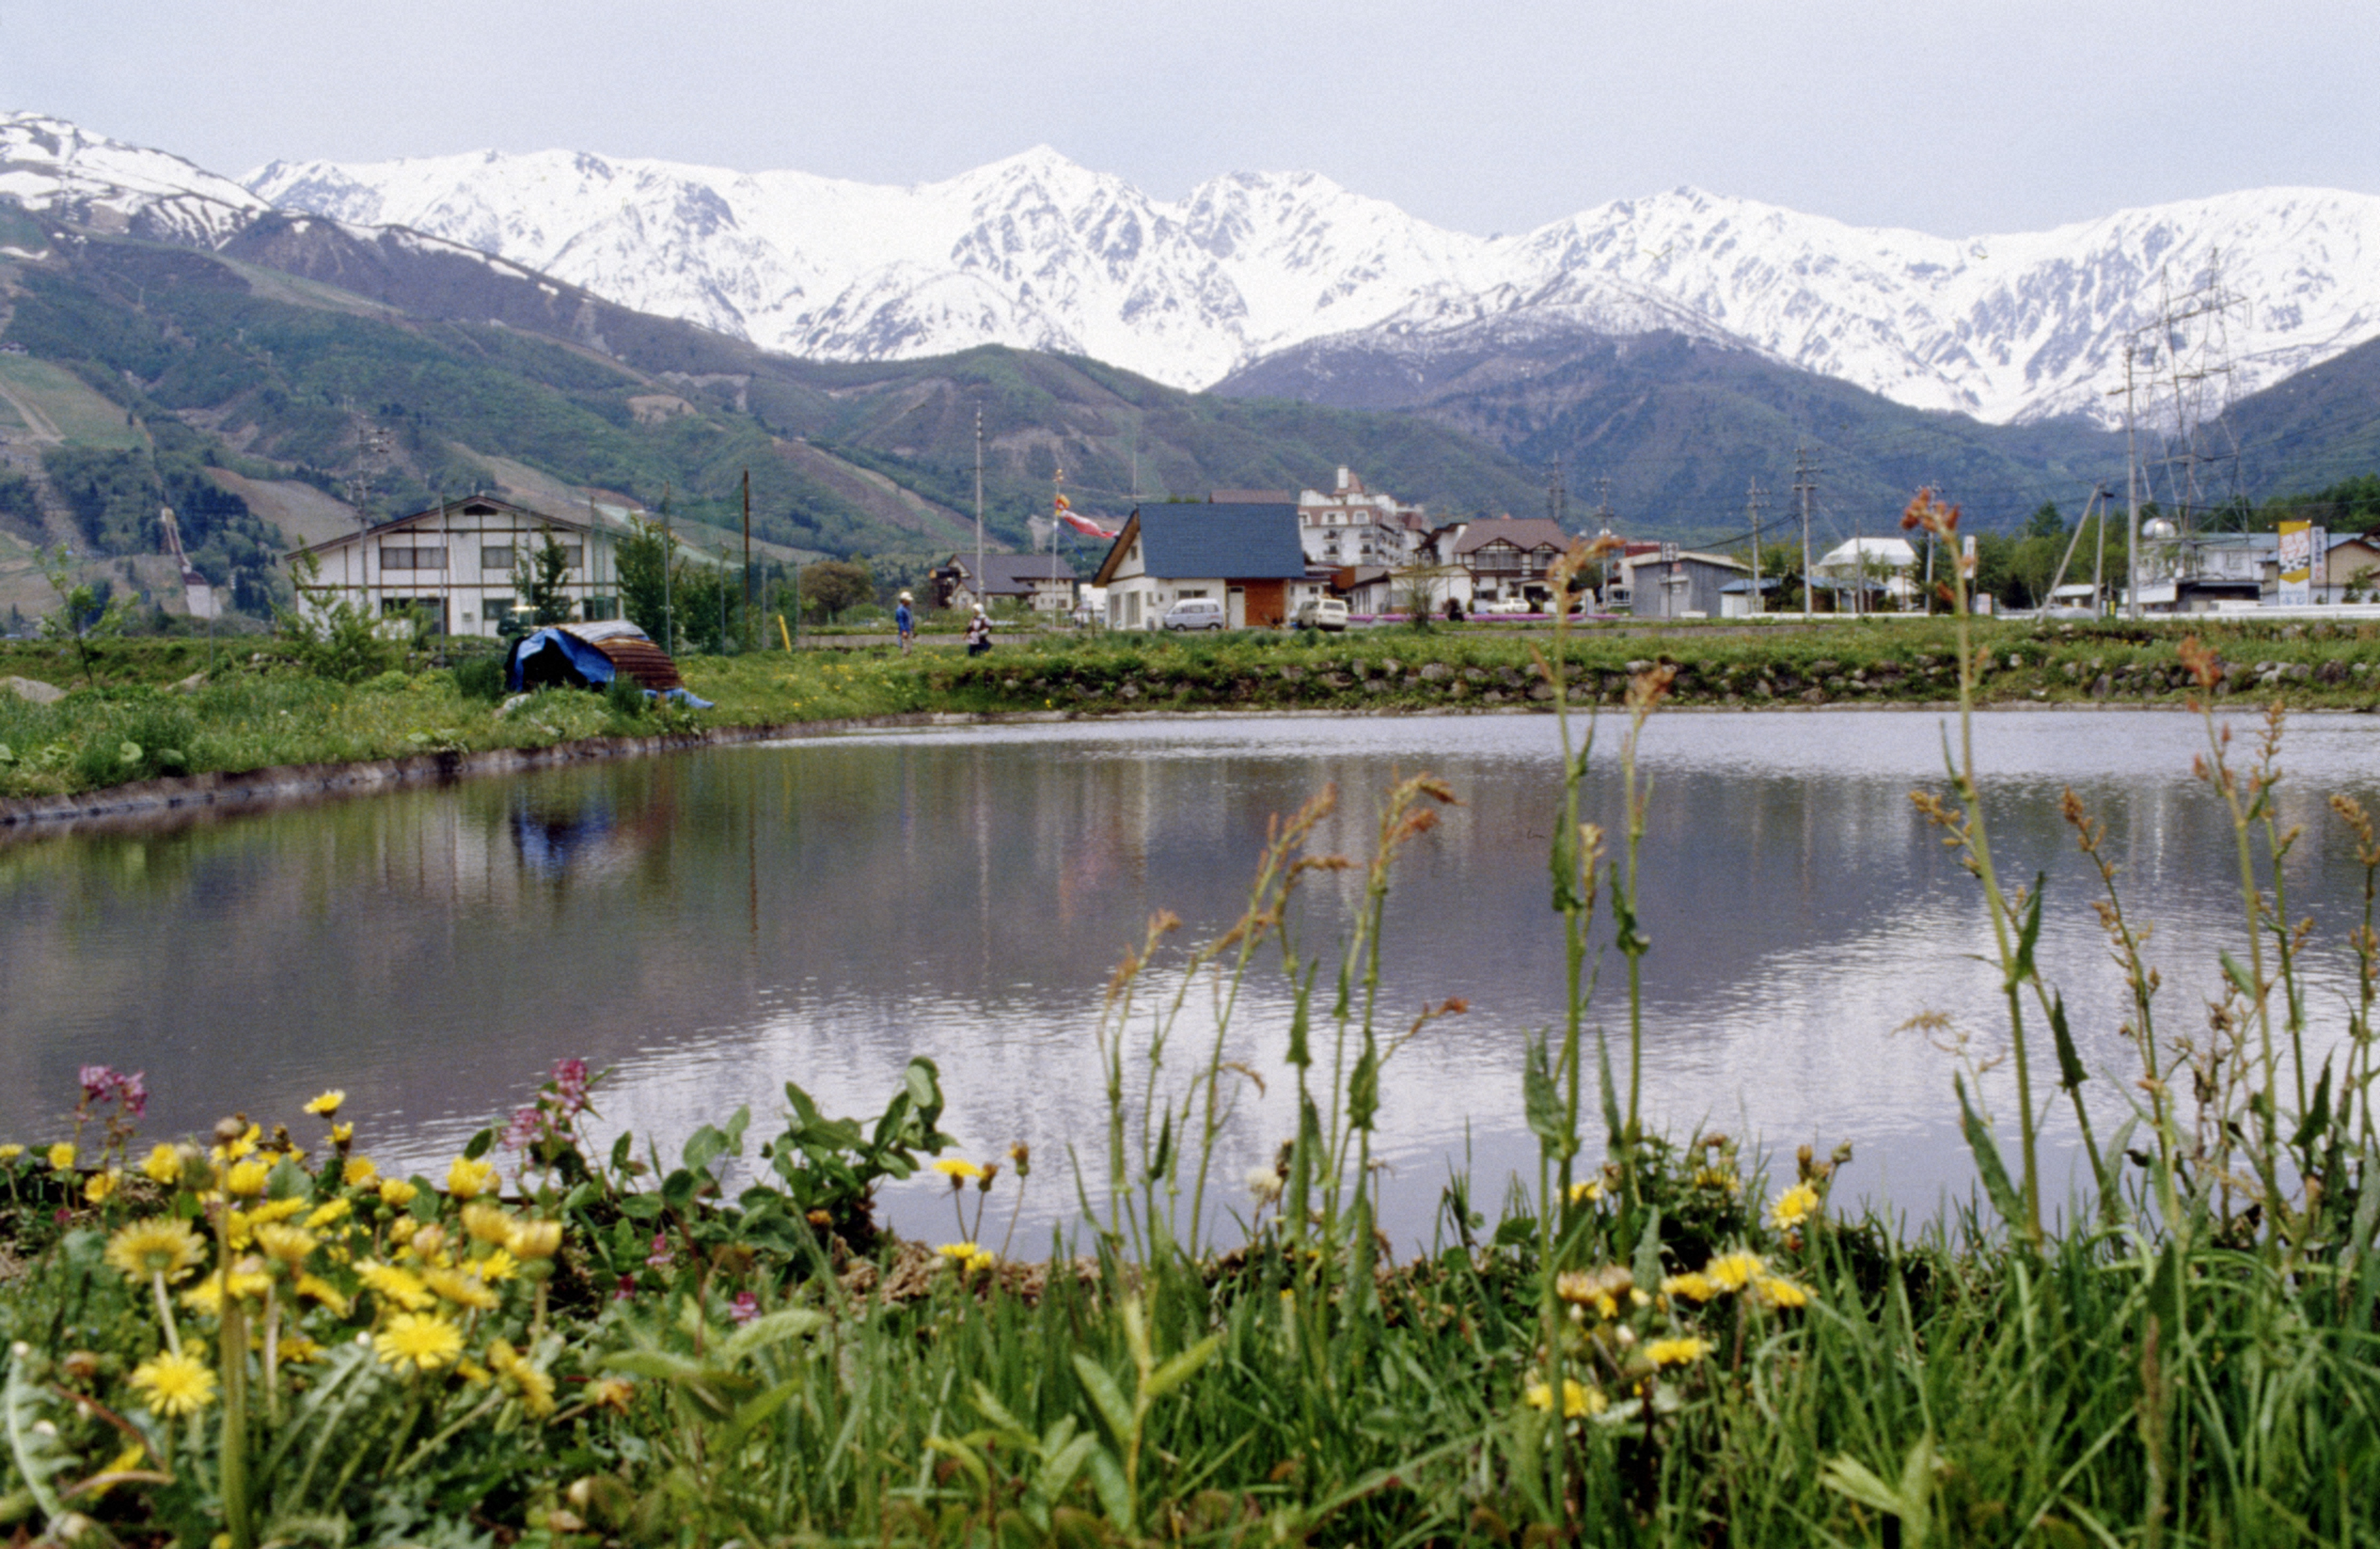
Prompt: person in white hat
<box><xmin>895</xmin><ymin>590</ymin><xmax>916</xmax><ymax>655</ymax></box>
<box><xmin>965</xmin><ymin>603</ymin><xmax>994</xmax><ymax>657</ymax></box>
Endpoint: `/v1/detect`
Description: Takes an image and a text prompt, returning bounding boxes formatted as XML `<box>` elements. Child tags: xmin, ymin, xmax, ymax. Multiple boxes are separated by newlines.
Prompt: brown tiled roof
<box><xmin>1452</xmin><ymin>517</ymin><xmax>1575</xmax><ymax>556</ymax></box>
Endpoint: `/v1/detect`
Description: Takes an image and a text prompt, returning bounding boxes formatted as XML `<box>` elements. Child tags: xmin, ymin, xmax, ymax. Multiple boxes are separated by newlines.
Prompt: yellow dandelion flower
<box><xmin>343</xmin><ymin>1157</ymin><xmax>379</xmax><ymax>1188</ymax></box>
<box><xmin>247</xmin><ymin>1197</ymin><xmax>308</xmax><ymax>1225</ymax></box>
<box><xmin>356</xmin><ymin>1260</ymin><xmax>435</xmax><ymax>1311</ymax></box>
<box><xmin>1659</xmin><ymin>1271</ymin><xmax>1720</xmax><ymax>1303</ymax></box>
<box><xmin>180</xmin><ymin>1264</ymin><xmax>271</xmax><ymax>1314</ymax></box>
<box><xmin>504</xmin><ymin>1218</ymin><xmax>563</xmax><ymax>1260</ymax></box>
<box><xmin>275</xmin><ymin>1333</ymin><xmax>325</xmax><ymax>1365</ymax></box>
<box><xmin>422</xmin><ymin>1266</ymin><xmax>499</xmax><ymax>1311</ymax></box>
<box><xmin>1691</xmin><ymin>1164</ymin><xmax>1741</xmax><ymax>1196</ymax></box>
<box><xmin>303</xmin><ymin>1090</ymin><xmax>345</xmax><ymax>1117</ymax></box>
<box><xmin>253</xmin><ymin>1223</ymin><xmax>317</xmax><ymax>1267</ymax></box>
<box><xmin>224</xmin><ymin>1159</ymin><xmax>270</xmax><ymax>1198</ymax></box>
<box><xmin>377</xmin><ymin>1177</ymin><xmax>417</xmax><ymax>1208</ymax></box>
<box><xmin>294</xmin><ymin>1274</ymin><xmax>351</xmax><ymax>1316</ymax></box>
<box><xmin>1768</xmin><ymin>1182</ymin><xmax>1821</xmax><ymax>1231</ymax></box>
<box><xmin>587</xmin><ymin>1376</ymin><xmax>635</xmax><ymax>1413</ymax></box>
<box><xmin>935</xmin><ymin>1241</ymin><xmax>982</xmax><ymax>1263</ymax></box>
<box><xmin>456</xmin><ymin>1359</ymin><xmax>492</xmax><ymax>1386</ymax></box>
<box><xmin>1645</xmin><ymin>1336</ymin><xmax>1713</xmax><ymax>1367</ymax></box>
<box><xmin>1753</xmin><ymin>1275</ymin><xmax>1811</xmax><ymax>1310</ymax></box>
<box><xmin>129</xmin><ymin>1349</ymin><xmax>217</xmax><ymax>1416</ymax></box>
<box><xmin>0</xmin><ymin>1145</ymin><xmax>21</xmax><ymax>1162</ymax></box>
<box><xmin>461</xmin><ymin>1202</ymin><xmax>512</xmax><ymax>1245</ymax></box>
<box><xmin>48</xmin><ymin>1143</ymin><xmax>75</xmax><ymax>1171</ymax></box>
<box><xmin>141</xmin><ymin>1144</ymin><xmax>184</xmax><ymax>1186</ymax></box>
<box><xmin>304</xmin><ymin>1199</ymin><xmax>353</xmax><ymax>1231</ymax></box>
<box><xmin>475</xmin><ymin>1248</ymin><xmax>520</xmax><ymax>1282</ymax></box>
<box><xmin>211</xmin><ymin>1123</ymin><xmax>259</xmax><ymax>1162</ymax></box>
<box><xmin>488</xmin><ymin>1341</ymin><xmax>556</xmax><ymax>1417</ymax></box>
<box><xmin>445</xmin><ymin>1155</ymin><xmax>498</xmax><ymax>1199</ymax></box>
<box><xmin>1567</xmin><ymin>1177</ymin><xmax>1605</xmax><ymax>1205</ymax></box>
<box><xmin>105</xmin><ymin>1218</ymin><xmax>207</xmax><ymax>1284</ymax></box>
<box><xmin>84</xmin><ymin>1169</ymin><xmax>121</xmax><ymax>1204</ymax></box>
<box><xmin>1704</xmin><ymin>1252</ymin><xmax>1764</xmax><ymax>1292</ymax></box>
<box><xmin>386</xmin><ymin>1216</ymin><xmax>419</xmax><ymax>1247</ymax></box>
<box><xmin>931</xmin><ymin>1159</ymin><xmax>987</xmax><ymax>1182</ymax></box>
<box><xmin>1524</xmin><ymin>1378</ymin><xmax>1607</xmax><ymax>1418</ymax></box>
<box><xmin>373</xmin><ymin>1312</ymin><xmax>464</xmax><ymax>1374</ymax></box>
<box><xmin>329</xmin><ymin>1122</ymin><xmax>353</xmax><ymax>1147</ymax></box>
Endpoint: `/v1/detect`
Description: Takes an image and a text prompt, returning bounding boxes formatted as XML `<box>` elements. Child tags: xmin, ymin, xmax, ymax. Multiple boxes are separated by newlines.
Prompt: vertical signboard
<box><xmin>2279</xmin><ymin>521</ymin><xmax>2314</xmax><ymax>607</ymax></box>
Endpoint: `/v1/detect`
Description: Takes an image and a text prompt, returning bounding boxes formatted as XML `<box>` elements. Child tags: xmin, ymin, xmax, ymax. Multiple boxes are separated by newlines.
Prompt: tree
<box><xmin>616</xmin><ymin>514</ymin><xmax>683</xmax><ymax>651</ymax></box>
<box><xmin>273</xmin><ymin>549</ymin><xmax>395</xmax><ymax>683</ymax></box>
<box><xmin>2023</xmin><ymin>501</ymin><xmax>2064</xmax><ymax>540</ymax></box>
<box><xmin>37</xmin><ymin>546</ymin><xmax>135</xmax><ymax>685</ymax></box>
<box><xmin>512</xmin><ymin>527</ymin><xmax>578</xmax><ymax>627</ymax></box>
<box><xmin>800</xmin><ymin>561</ymin><xmax>874</xmax><ymax>623</ymax></box>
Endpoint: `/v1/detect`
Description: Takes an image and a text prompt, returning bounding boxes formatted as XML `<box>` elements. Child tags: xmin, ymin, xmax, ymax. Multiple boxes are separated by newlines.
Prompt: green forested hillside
<box><xmin>0</xmin><ymin>206</ymin><xmax>1553</xmax><ymax>620</ymax></box>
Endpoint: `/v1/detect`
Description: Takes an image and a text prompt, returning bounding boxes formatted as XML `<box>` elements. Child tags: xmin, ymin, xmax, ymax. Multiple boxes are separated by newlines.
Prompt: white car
<box><xmin>1294</xmin><ymin>597</ymin><xmax>1350</xmax><ymax>632</ymax></box>
<box><xmin>1159</xmin><ymin>598</ymin><xmax>1227</xmax><ymax>631</ymax></box>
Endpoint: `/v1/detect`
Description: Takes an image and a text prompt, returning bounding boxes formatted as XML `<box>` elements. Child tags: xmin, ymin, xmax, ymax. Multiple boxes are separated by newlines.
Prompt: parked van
<box><xmin>1160</xmin><ymin>598</ymin><xmax>1227</xmax><ymax>631</ymax></box>
<box><xmin>1294</xmin><ymin>596</ymin><xmax>1350</xmax><ymax>632</ymax></box>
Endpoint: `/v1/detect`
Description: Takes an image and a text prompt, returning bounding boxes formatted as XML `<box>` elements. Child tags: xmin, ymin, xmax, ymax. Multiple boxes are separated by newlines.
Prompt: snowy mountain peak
<box><xmin>239</xmin><ymin>137</ymin><xmax>2380</xmax><ymax>425</ymax></box>
<box><xmin>1</xmin><ymin>110</ymin><xmax>267</xmax><ymax>245</ymax></box>
<box><xmin>9</xmin><ymin>110</ymin><xmax>2380</xmax><ymax>433</ymax></box>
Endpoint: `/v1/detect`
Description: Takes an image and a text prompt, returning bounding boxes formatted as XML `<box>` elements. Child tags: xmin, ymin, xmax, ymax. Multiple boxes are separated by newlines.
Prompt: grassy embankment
<box><xmin>1</xmin><ymin>528</ymin><xmax>2376</xmax><ymax>1544</ymax></box>
<box><xmin>5</xmin><ymin>614</ymin><xmax>2380</xmax><ymax>804</ymax></box>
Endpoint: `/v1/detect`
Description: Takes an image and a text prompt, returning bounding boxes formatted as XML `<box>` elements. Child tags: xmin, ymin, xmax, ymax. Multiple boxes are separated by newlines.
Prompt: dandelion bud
<box><xmin>505</xmin><ymin>1218</ymin><xmax>562</xmax><ymax>1261</ymax></box>
<box><xmin>212</xmin><ymin>1116</ymin><xmax>247</xmax><ymax>1149</ymax></box>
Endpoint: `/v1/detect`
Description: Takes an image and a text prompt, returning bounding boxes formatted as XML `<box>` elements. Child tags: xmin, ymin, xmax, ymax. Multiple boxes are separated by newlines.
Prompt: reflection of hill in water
<box><xmin>3</xmin><ymin>711</ymin><xmax>2375</xmax><ymax>1238</ymax></box>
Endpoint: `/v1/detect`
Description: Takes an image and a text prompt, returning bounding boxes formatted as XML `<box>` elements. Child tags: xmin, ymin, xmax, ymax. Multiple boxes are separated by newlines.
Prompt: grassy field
<box><xmin>0</xmin><ymin>569</ymin><xmax>2374</xmax><ymax>1544</ymax></box>
<box><xmin>6</xmin><ymin>614</ymin><xmax>2380</xmax><ymax>807</ymax></box>
<box><xmin>0</xmin><ymin>353</ymin><xmax>150</xmax><ymax>449</ymax></box>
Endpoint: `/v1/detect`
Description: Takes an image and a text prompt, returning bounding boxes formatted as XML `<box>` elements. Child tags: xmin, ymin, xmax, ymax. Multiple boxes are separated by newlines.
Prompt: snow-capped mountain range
<box><xmin>7</xmin><ymin>111</ymin><xmax>2379</xmax><ymax>430</ymax></box>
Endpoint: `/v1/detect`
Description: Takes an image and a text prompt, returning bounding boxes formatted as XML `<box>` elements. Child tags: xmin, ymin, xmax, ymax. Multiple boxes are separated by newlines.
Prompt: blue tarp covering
<box><xmin>503</xmin><ymin>625</ymin><xmax>714</xmax><ymax>708</ymax></box>
<box><xmin>506</xmin><ymin>627</ymin><xmax>618</xmax><ymax>691</ymax></box>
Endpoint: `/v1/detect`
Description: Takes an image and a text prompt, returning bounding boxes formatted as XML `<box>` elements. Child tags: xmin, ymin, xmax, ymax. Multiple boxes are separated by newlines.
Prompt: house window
<box><xmin>482</xmin><ymin>546</ymin><xmax>516</xmax><ymax>571</ymax></box>
<box><xmin>582</xmin><ymin>595</ymin><xmax>617</xmax><ymax>622</ymax></box>
<box><xmin>380</xmin><ymin>546</ymin><xmax>447</xmax><ymax>571</ymax></box>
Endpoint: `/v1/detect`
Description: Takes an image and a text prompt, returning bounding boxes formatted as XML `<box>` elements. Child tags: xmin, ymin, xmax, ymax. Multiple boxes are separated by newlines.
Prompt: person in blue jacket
<box><xmin>895</xmin><ymin>590</ymin><xmax>916</xmax><ymax>655</ymax></box>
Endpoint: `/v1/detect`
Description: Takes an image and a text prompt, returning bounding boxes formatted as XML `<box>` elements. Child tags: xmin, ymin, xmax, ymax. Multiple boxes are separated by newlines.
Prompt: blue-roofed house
<box><xmin>1091</xmin><ymin>502</ymin><xmax>1318</xmax><ymax>630</ymax></box>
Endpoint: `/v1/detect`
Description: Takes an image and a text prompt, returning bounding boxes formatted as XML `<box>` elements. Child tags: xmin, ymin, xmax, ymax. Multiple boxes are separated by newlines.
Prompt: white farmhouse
<box><xmin>283</xmin><ymin>496</ymin><xmax>631</xmax><ymax>638</ymax></box>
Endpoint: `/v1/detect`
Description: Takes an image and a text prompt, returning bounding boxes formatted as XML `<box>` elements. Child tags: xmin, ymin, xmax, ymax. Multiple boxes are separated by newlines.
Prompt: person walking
<box><xmin>895</xmin><ymin>590</ymin><xmax>916</xmax><ymax>655</ymax></box>
<box><xmin>965</xmin><ymin>604</ymin><xmax>994</xmax><ymax>657</ymax></box>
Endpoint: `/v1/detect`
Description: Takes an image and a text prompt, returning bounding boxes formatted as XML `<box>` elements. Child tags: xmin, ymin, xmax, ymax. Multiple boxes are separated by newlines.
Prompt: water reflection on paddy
<box><xmin>6</xmin><ymin>708</ymin><xmax>2375</xmax><ymax>1245</ymax></box>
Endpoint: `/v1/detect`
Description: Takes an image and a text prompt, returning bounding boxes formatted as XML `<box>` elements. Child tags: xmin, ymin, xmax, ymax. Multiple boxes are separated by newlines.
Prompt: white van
<box><xmin>1160</xmin><ymin>598</ymin><xmax>1227</xmax><ymax>631</ymax></box>
<box><xmin>1294</xmin><ymin>596</ymin><xmax>1350</xmax><ymax>632</ymax></box>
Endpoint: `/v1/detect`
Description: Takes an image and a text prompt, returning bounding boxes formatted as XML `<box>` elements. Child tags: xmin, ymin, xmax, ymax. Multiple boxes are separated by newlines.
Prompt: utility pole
<box><xmin>1746</xmin><ymin>478</ymin><xmax>1768</xmax><ymax>615</ymax></box>
<box><xmin>1591</xmin><ymin>476</ymin><xmax>1615</xmax><ymax>601</ymax></box>
<box><xmin>661</xmin><ymin>483</ymin><xmax>674</xmax><ymax>655</ymax></box>
<box><xmin>1548</xmin><ymin>452</ymin><xmax>1567</xmax><ymax>529</ymax></box>
<box><xmin>974</xmin><ymin>405</ymin><xmax>986</xmax><ymax>615</ymax></box>
<box><xmin>2117</xmin><ymin>345</ymin><xmax>2140</xmax><ymax>620</ymax></box>
<box><xmin>1792</xmin><ymin>447</ymin><xmax>1817</xmax><ymax>621</ymax></box>
<box><xmin>740</xmin><ymin>468</ymin><xmax>752</xmax><ymax>654</ymax></box>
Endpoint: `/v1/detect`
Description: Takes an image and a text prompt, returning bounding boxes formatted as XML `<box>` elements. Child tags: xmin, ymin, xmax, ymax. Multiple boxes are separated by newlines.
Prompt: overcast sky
<box><xmin>7</xmin><ymin>0</ymin><xmax>2375</xmax><ymax>239</ymax></box>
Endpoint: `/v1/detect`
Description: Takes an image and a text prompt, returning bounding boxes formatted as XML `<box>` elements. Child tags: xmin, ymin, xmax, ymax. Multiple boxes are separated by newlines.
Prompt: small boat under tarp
<box><xmin>503</xmin><ymin>621</ymin><xmax>710</xmax><ymax>704</ymax></box>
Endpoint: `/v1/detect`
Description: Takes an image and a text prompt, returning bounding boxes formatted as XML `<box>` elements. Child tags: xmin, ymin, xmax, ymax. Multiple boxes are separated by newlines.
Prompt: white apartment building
<box><xmin>1295</xmin><ymin>467</ymin><xmax>1427</xmax><ymax>569</ymax></box>
<box><xmin>283</xmin><ymin>496</ymin><xmax>629</xmax><ymax>638</ymax></box>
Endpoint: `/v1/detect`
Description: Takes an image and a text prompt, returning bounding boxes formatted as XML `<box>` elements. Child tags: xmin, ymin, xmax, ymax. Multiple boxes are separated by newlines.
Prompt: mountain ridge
<box><xmin>239</xmin><ymin>133</ymin><xmax>2380</xmax><ymax>430</ymax></box>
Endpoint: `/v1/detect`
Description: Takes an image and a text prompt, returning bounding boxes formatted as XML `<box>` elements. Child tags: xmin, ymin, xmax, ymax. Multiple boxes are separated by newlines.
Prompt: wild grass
<box><xmin>3</xmin><ymin>532</ymin><xmax>2379</xmax><ymax>1538</ymax></box>
<box><xmin>11</xmin><ymin>612</ymin><xmax>2380</xmax><ymax>804</ymax></box>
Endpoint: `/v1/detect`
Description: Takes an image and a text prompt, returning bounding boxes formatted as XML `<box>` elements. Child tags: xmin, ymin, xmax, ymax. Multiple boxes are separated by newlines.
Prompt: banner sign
<box><xmin>2279</xmin><ymin>521</ymin><xmax>2315</xmax><ymax>606</ymax></box>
